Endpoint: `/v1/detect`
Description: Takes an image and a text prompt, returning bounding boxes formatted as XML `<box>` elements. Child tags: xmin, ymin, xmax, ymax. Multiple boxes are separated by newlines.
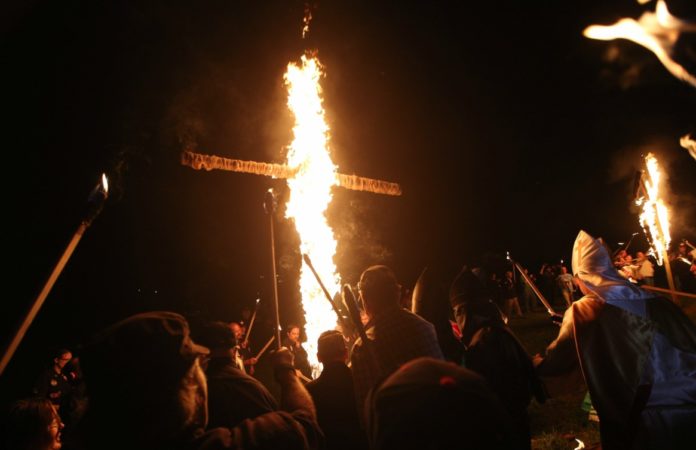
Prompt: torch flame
<box><xmin>574</xmin><ymin>438</ymin><xmax>585</xmax><ymax>449</ymax></box>
<box><xmin>583</xmin><ymin>0</ymin><xmax>696</xmax><ymax>87</ymax></box>
<box><xmin>101</xmin><ymin>173</ymin><xmax>109</xmax><ymax>194</ymax></box>
<box><xmin>637</xmin><ymin>153</ymin><xmax>671</xmax><ymax>265</ymax></box>
<box><xmin>284</xmin><ymin>54</ymin><xmax>340</xmax><ymax>376</ymax></box>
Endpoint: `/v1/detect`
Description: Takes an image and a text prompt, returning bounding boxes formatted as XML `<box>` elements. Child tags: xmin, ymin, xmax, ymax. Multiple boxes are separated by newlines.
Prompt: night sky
<box><xmin>3</xmin><ymin>1</ymin><xmax>695</xmax><ymax>397</ymax></box>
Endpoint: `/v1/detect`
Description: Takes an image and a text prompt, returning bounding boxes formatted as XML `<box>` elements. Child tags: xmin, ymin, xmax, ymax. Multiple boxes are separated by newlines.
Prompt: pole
<box><xmin>641</xmin><ymin>284</ymin><xmax>696</xmax><ymax>300</ymax></box>
<box><xmin>242</xmin><ymin>298</ymin><xmax>260</xmax><ymax>347</ymax></box>
<box><xmin>264</xmin><ymin>189</ymin><xmax>282</xmax><ymax>350</ymax></box>
<box><xmin>661</xmin><ymin>251</ymin><xmax>678</xmax><ymax>304</ymax></box>
<box><xmin>512</xmin><ymin>261</ymin><xmax>558</xmax><ymax>317</ymax></box>
<box><xmin>0</xmin><ymin>174</ymin><xmax>108</xmax><ymax>376</ymax></box>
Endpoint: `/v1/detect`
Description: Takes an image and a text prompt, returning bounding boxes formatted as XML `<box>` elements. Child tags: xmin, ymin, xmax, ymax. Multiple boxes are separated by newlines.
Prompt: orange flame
<box><xmin>284</xmin><ymin>54</ymin><xmax>340</xmax><ymax>376</ymax></box>
<box><xmin>583</xmin><ymin>0</ymin><xmax>696</xmax><ymax>87</ymax></box>
<box><xmin>637</xmin><ymin>153</ymin><xmax>671</xmax><ymax>265</ymax></box>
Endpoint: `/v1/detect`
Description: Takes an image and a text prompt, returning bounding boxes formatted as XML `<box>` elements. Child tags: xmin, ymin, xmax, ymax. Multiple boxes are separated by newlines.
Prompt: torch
<box><xmin>302</xmin><ymin>253</ymin><xmax>352</xmax><ymax>338</ymax></box>
<box><xmin>509</xmin><ymin>256</ymin><xmax>560</xmax><ymax>320</ymax></box>
<box><xmin>0</xmin><ymin>174</ymin><xmax>109</xmax><ymax>376</ymax></box>
<box><xmin>635</xmin><ymin>153</ymin><xmax>677</xmax><ymax>303</ymax></box>
<box><xmin>242</xmin><ymin>297</ymin><xmax>260</xmax><ymax>348</ymax></box>
<box><xmin>264</xmin><ymin>189</ymin><xmax>282</xmax><ymax>350</ymax></box>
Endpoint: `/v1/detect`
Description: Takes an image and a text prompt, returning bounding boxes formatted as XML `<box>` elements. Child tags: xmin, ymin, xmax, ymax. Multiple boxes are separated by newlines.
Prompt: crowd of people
<box><xmin>2</xmin><ymin>231</ymin><xmax>695</xmax><ymax>450</ymax></box>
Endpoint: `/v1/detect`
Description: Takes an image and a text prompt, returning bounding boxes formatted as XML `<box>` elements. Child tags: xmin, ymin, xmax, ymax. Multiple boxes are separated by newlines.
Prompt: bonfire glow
<box><xmin>637</xmin><ymin>153</ymin><xmax>671</xmax><ymax>265</ymax></box>
<box><xmin>582</xmin><ymin>0</ymin><xmax>696</xmax><ymax>87</ymax></box>
<box><xmin>284</xmin><ymin>54</ymin><xmax>340</xmax><ymax>376</ymax></box>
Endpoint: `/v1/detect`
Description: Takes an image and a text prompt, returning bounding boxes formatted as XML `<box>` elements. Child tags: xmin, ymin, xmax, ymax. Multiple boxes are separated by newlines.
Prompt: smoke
<box><xmin>330</xmin><ymin>193</ymin><xmax>393</xmax><ymax>283</ymax></box>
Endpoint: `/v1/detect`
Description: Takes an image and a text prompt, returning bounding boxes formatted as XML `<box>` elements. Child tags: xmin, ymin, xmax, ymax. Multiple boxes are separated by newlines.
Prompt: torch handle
<box><xmin>302</xmin><ymin>254</ymin><xmax>352</xmax><ymax>335</ymax></box>
<box><xmin>513</xmin><ymin>262</ymin><xmax>557</xmax><ymax>317</ymax></box>
<box><xmin>242</xmin><ymin>300</ymin><xmax>260</xmax><ymax>347</ymax></box>
<box><xmin>0</xmin><ymin>223</ymin><xmax>87</xmax><ymax>375</ymax></box>
<box><xmin>342</xmin><ymin>284</ymin><xmax>368</xmax><ymax>344</ymax></box>
<box><xmin>254</xmin><ymin>336</ymin><xmax>276</xmax><ymax>359</ymax></box>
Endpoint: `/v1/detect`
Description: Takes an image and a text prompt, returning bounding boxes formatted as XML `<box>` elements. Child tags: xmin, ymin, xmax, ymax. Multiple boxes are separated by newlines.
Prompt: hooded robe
<box><xmin>536</xmin><ymin>230</ymin><xmax>696</xmax><ymax>450</ymax></box>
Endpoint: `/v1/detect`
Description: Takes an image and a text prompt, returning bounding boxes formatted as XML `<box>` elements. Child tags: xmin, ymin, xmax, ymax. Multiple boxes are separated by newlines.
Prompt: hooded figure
<box><xmin>535</xmin><ymin>230</ymin><xmax>696</xmax><ymax>450</ymax></box>
<box><xmin>449</xmin><ymin>268</ymin><xmax>545</xmax><ymax>450</ymax></box>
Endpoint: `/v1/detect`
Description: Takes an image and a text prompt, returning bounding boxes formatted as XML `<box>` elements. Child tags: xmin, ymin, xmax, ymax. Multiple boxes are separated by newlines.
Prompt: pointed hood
<box><xmin>572</xmin><ymin>230</ymin><xmax>652</xmax><ymax>305</ymax></box>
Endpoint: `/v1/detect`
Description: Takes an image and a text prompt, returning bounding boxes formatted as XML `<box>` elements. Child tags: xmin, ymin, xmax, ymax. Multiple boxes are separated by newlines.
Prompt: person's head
<box><xmin>504</xmin><ymin>270</ymin><xmax>513</xmax><ymax>280</ymax></box>
<box><xmin>79</xmin><ymin>311</ymin><xmax>210</xmax><ymax>447</ymax></box>
<box><xmin>286</xmin><ymin>324</ymin><xmax>301</xmax><ymax>345</ymax></box>
<box><xmin>229</xmin><ymin>322</ymin><xmax>244</xmax><ymax>342</ymax></box>
<box><xmin>196</xmin><ymin>321</ymin><xmax>237</xmax><ymax>359</ymax></box>
<box><xmin>358</xmin><ymin>265</ymin><xmax>401</xmax><ymax>315</ymax></box>
<box><xmin>367</xmin><ymin>358</ymin><xmax>514</xmax><ymax>450</ymax></box>
<box><xmin>449</xmin><ymin>269</ymin><xmax>504</xmax><ymax>344</ymax></box>
<box><xmin>3</xmin><ymin>397</ymin><xmax>63</xmax><ymax>450</ymax></box>
<box><xmin>560</xmin><ymin>266</ymin><xmax>568</xmax><ymax>275</ymax></box>
<box><xmin>53</xmin><ymin>349</ymin><xmax>72</xmax><ymax>371</ymax></box>
<box><xmin>636</xmin><ymin>251</ymin><xmax>645</xmax><ymax>260</ymax></box>
<box><xmin>316</xmin><ymin>330</ymin><xmax>347</xmax><ymax>364</ymax></box>
<box><xmin>571</xmin><ymin>230</ymin><xmax>651</xmax><ymax>302</ymax></box>
<box><xmin>624</xmin><ymin>254</ymin><xmax>633</xmax><ymax>263</ymax></box>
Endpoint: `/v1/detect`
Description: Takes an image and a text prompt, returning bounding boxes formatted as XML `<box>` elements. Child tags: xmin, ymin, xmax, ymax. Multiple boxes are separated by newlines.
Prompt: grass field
<box><xmin>510</xmin><ymin>300</ymin><xmax>696</xmax><ymax>450</ymax></box>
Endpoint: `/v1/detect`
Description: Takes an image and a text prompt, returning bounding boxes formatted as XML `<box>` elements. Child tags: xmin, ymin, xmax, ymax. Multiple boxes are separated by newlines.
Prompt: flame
<box><xmin>284</xmin><ymin>54</ymin><xmax>340</xmax><ymax>377</ymax></box>
<box><xmin>681</xmin><ymin>134</ymin><xmax>696</xmax><ymax>161</ymax></box>
<box><xmin>637</xmin><ymin>153</ymin><xmax>671</xmax><ymax>265</ymax></box>
<box><xmin>583</xmin><ymin>0</ymin><xmax>696</xmax><ymax>87</ymax></box>
<box><xmin>574</xmin><ymin>438</ymin><xmax>585</xmax><ymax>449</ymax></box>
<box><xmin>101</xmin><ymin>173</ymin><xmax>109</xmax><ymax>194</ymax></box>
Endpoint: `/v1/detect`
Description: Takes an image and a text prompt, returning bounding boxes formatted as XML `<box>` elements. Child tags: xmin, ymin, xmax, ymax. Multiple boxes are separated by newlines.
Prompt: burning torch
<box><xmin>0</xmin><ymin>174</ymin><xmax>109</xmax><ymax>375</ymax></box>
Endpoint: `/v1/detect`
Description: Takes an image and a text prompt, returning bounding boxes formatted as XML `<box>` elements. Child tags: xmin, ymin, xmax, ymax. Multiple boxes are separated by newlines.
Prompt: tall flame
<box><xmin>583</xmin><ymin>0</ymin><xmax>696</xmax><ymax>87</ymax></box>
<box><xmin>284</xmin><ymin>54</ymin><xmax>340</xmax><ymax>376</ymax></box>
<box><xmin>636</xmin><ymin>153</ymin><xmax>671</xmax><ymax>265</ymax></box>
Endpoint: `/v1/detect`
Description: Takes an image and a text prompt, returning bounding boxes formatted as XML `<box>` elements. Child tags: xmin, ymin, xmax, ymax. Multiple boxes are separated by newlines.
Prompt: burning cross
<box><xmin>181</xmin><ymin>150</ymin><xmax>402</xmax><ymax>196</ymax></box>
<box><xmin>180</xmin><ymin>53</ymin><xmax>401</xmax><ymax>377</ymax></box>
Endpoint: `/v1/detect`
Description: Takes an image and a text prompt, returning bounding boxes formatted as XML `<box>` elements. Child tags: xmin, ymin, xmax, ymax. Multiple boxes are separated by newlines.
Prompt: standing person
<box><xmin>350</xmin><ymin>265</ymin><xmax>444</xmax><ymax>421</ymax></box>
<box><xmin>195</xmin><ymin>321</ymin><xmax>277</xmax><ymax>429</ymax></box>
<box><xmin>306</xmin><ymin>330</ymin><xmax>368</xmax><ymax>450</ymax></box>
<box><xmin>282</xmin><ymin>324</ymin><xmax>313</xmax><ymax>381</ymax></box>
<box><xmin>500</xmin><ymin>270</ymin><xmax>523</xmax><ymax>318</ymax></box>
<box><xmin>635</xmin><ymin>251</ymin><xmax>655</xmax><ymax>286</ymax></box>
<box><xmin>33</xmin><ymin>349</ymin><xmax>73</xmax><ymax>413</ymax></box>
<box><xmin>449</xmin><ymin>268</ymin><xmax>546</xmax><ymax>450</ymax></box>
<box><xmin>70</xmin><ymin>311</ymin><xmax>322</xmax><ymax>450</ymax></box>
<box><xmin>555</xmin><ymin>266</ymin><xmax>576</xmax><ymax>307</ymax></box>
<box><xmin>229</xmin><ymin>321</ymin><xmax>258</xmax><ymax>374</ymax></box>
<box><xmin>535</xmin><ymin>230</ymin><xmax>696</xmax><ymax>450</ymax></box>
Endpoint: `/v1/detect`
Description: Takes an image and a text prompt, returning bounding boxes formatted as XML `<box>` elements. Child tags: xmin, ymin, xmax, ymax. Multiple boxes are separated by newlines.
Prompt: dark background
<box><xmin>2</xmin><ymin>0</ymin><xmax>695</xmax><ymax>400</ymax></box>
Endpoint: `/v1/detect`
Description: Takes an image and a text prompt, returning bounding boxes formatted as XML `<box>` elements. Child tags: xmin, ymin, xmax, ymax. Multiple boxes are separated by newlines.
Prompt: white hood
<box><xmin>572</xmin><ymin>230</ymin><xmax>652</xmax><ymax>307</ymax></box>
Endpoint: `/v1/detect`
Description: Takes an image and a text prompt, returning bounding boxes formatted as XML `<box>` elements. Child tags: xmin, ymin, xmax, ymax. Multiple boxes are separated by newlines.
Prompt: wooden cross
<box><xmin>181</xmin><ymin>150</ymin><xmax>402</xmax><ymax>196</ymax></box>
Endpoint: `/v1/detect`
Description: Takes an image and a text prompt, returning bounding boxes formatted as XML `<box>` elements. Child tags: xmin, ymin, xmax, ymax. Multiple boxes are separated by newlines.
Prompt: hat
<box><xmin>80</xmin><ymin>311</ymin><xmax>209</xmax><ymax>397</ymax></box>
<box><xmin>448</xmin><ymin>268</ymin><xmax>486</xmax><ymax>306</ymax></box>
<box><xmin>317</xmin><ymin>330</ymin><xmax>346</xmax><ymax>361</ymax></box>
<box><xmin>195</xmin><ymin>321</ymin><xmax>236</xmax><ymax>351</ymax></box>
<box><xmin>367</xmin><ymin>357</ymin><xmax>514</xmax><ymax>449</ymax></box>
